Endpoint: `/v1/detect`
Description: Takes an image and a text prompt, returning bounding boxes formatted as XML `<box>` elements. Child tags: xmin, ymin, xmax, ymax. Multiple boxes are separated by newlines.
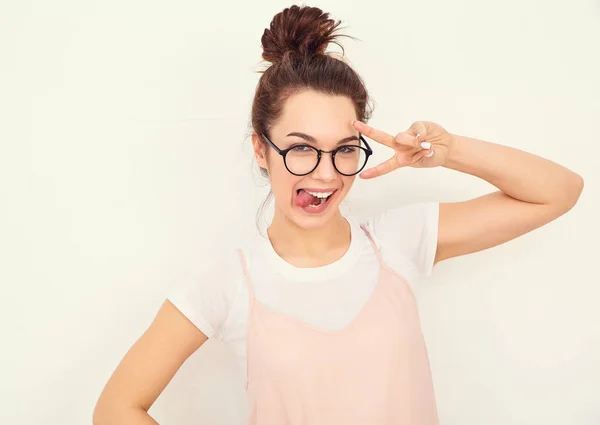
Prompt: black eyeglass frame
<box><xmin>260</xmin><ymin>132</ymin><xmax>374</xmax><ymax>176</ymax></box>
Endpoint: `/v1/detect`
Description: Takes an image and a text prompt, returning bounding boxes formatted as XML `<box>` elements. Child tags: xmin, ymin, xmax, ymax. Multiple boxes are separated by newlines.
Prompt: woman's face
<box><xmin>253</xmin><ymin>90</ymin><xmax>360</xmax><ymax>230</ymax></box>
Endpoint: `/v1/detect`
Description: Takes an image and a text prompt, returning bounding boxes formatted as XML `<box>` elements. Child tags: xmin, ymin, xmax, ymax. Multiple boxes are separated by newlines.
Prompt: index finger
<box><xmin>352</xmin><ymin>120</ymin><xmax>396</xmax><ymax>148</ymax></box>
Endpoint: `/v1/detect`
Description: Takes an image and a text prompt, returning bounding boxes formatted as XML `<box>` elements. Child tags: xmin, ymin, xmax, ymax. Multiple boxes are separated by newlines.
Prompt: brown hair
<box><xmin>251</xmin><ymin>5</ymin><xmax>373</xmax><ymax>232</ymax></box>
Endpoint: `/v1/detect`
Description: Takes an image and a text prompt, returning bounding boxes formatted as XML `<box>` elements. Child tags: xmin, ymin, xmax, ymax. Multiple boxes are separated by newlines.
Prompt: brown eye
<box><xmin>337</xmin><ymin>146</ymin><xmax>357</xmax><ymax>154</ymax></box>
<box><xmin>290</xmin><ymin>145</ymin><xmax>312</xmax><ymax>153</ymax></box>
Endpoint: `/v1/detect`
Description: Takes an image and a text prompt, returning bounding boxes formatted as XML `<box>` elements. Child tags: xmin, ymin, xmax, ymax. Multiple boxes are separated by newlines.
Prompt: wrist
<box><xmin>444</xmin><ymin>133</ymin><xmax>463</xmax><ymax>169</ymax></box>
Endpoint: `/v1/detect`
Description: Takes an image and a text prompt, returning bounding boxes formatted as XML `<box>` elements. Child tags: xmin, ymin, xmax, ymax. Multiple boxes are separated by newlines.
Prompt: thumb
<box><xmin>409</xmin><ymin>121</ymin><xmax>430</xmax><ymax>149</ymax></box>
<box><xmin>394</xmin><ymin>131</ymin><xmax>421</xmax><ymax>149</ymax></box>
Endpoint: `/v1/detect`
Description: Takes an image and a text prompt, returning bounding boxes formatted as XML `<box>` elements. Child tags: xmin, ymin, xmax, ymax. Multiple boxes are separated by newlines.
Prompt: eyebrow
<box><xmin>286</xmin><ymin>132</ymin><xmax>359</xmax><ymax>145</ymax></box>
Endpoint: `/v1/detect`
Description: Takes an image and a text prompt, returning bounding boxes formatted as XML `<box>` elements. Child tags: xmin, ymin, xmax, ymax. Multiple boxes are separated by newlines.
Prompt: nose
<box><xmin>311</xmin><ymin>151</ymin><xmax>337</xmax><ymax>181</ymax></box>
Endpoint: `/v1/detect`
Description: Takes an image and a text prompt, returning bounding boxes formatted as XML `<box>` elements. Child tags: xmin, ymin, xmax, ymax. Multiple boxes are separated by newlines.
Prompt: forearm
<box><xmin>444</xmin><ymin>134</ymin><xmax>584</xmax><ymax>207</ymax></box>
<box><xmin>93</xmin><ymin>406</ymin><xmax>160</xmax><ymax>425</ymax></box>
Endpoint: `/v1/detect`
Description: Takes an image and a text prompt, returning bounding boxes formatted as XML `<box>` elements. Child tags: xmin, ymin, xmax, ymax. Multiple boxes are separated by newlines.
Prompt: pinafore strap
<box><xmin>360</xmin><ymin>223</ymin><xmax>384</xmax><ymax>267</ymax></box>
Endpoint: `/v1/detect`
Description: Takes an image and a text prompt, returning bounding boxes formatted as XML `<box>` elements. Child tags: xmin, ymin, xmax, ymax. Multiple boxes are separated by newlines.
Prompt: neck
<box><xmin>267</xmin><ymin>208</ymin><xmax>351</xmax><ymax>267</ymax></box>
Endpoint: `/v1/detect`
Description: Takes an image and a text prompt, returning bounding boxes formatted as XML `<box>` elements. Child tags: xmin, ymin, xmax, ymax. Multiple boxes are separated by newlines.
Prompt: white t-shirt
<box><xmin>167</xmin><ymin>202</ymin><xmax>440</xmax><ymax>379</ymax></box>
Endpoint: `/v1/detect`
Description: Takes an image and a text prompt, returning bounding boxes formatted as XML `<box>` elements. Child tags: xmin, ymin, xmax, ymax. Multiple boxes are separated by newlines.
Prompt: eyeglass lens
<box><xmin>285</xmin><ymin>145</ymin><xmax>367</xmax><ymax>175</ymax></box>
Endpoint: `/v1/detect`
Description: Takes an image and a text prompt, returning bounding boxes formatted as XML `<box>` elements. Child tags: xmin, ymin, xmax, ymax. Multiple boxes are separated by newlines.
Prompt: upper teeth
<box><xmin>305</xmin><ymin>190</ymin><xmax>333</xmax><ymax>198</ymax></box>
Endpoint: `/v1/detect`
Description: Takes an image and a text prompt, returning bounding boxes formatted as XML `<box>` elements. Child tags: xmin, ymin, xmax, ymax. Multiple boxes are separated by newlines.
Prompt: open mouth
<box><xmin>294</xmin><ymin>188</ymin><xmax>338</xmax><ymax>212</ymax></box>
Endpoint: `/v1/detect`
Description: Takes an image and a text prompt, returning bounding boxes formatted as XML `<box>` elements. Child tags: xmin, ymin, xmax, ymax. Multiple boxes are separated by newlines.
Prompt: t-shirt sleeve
<box><xmin>166</xmin><ymin>249</ymin><xmax>242</xmax><ymax>340</ymax></box>
<box><xmin>365</xmin><ymin>201</ymin><xmax>440</xmax><ymax>278</ymax></box>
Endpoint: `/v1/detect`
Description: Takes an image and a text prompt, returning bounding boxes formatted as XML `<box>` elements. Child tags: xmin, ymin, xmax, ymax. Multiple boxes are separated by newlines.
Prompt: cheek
<box><xmin>339</xmin><ymin>175</ymin><xmax>356</xmax><ymax>194</ymax></box>
<box><xmin>267</xmin><ymin>162</ymin><xmax>300</xmax><ymax>201</ymax></box>
<box><xmin>329</xmin><ymin>176</ymin><xmax>355</xmax><ymax>205</ymax></box>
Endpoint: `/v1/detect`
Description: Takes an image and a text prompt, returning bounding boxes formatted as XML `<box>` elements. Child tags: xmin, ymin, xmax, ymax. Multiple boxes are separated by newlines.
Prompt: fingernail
<box><xmin>420</xmin><ymin>141</ymin><xmax>431</xmax><ymax>149</ymax></box>
<box><xmin>352</xmin><ymin>120</ymin><xmax>357</xmax><ymax>126</ymax></box>
<box><xmin>425</xmin><ymin>150</ymin><xmax>434</xmax><ymax>157</ymax></box>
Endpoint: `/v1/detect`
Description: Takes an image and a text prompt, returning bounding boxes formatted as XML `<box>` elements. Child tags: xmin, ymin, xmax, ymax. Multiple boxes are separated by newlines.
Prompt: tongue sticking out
<box><xmin>295</xmin><ymin>189</ymin><xmax>321</xmax><ymax>208</ymax></box>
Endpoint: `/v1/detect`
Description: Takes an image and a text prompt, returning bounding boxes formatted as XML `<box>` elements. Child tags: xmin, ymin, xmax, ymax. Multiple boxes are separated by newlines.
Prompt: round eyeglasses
<box><xmin>260</xmin><ymin>132</ymin><xmax>373</xmax><ymax>176</ymax></box>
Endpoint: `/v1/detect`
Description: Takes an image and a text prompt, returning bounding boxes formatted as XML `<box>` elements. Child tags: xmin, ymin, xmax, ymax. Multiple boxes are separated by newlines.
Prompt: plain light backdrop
<box><xmin>2</xmin><ymin>0</ymin><xmax>599</xmax><ymax>424</ymax></box>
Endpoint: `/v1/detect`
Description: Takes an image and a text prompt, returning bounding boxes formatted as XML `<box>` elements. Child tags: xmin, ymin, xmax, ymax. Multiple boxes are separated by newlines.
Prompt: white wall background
<box><xmin>2</xmin><ymin>0</ymin><xmax>599</xmax><ymax>424</ymax></box>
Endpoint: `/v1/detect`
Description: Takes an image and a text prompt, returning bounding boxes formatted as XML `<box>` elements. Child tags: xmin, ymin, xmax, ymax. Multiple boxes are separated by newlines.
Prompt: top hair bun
<box><xmin>261</xmin><ymin>5</ymin><xmax>343</xmax><ymax>64</ymax></box>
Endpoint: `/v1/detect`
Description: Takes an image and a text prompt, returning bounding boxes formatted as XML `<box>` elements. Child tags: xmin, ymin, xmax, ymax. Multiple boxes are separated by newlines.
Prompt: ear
<box><xmin>252</xmin><ymin>133</ymin><xmax>268</xmax><ymax>170</ymax></box>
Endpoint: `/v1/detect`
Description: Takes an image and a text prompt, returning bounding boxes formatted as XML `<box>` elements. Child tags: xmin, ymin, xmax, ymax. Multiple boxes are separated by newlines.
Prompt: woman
<box><xmin>93</xmin><ymin>5</ymin><xmax>584</xmax><ymax>425</ymax></box>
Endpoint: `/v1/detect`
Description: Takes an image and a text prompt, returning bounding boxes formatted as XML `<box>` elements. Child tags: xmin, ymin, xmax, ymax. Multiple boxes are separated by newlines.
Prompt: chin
<box><xmin>292</xmin><ymin>212</ymin><xmax>338</xmax><ymax>230</ymax></box>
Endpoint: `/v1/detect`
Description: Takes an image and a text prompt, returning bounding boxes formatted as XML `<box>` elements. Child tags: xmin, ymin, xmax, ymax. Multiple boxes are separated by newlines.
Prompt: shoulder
<box><xmin>361</xmin><ymin>201</ymin><xmax>440</xmax><ymax>279</ymax></box>
<box><xmin>362</xmin><ymin>201</ymin><xmax>439</xmax><ymax>239</ymax></box>
<box><xmin>165</xmin><ymin>247</ymin><xmax>247</xmax><ymax>339</ymax></box>
<box><xmin>364</xmin><ymin>201</ymin><xmax>439</xmax><ymax>231</ymax></box>
<box><xmin>174</xmin><ymin>247</ymin><xmax>245</xmax><ymax>290</ymax></box>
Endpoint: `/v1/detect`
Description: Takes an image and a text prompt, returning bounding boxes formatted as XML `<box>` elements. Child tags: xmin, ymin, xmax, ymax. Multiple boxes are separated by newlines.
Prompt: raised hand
<box><xmin>353</xmin><ymin>120</ymin><xmax>455</xmax><ymax>179</ymax></box>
